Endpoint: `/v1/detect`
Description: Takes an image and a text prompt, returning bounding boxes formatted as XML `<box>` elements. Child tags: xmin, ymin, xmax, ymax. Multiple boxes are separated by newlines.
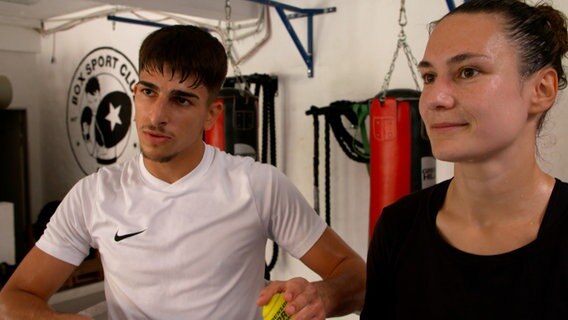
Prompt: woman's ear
<box><xmin>204</xmin><ymin>98</ymin><xmax>223</xmax><ymax>130</ymax></box>
<box><xmin>530</xmin><ymin>67</ymin><xmax>558</xmax><ymax>114</ymax></box>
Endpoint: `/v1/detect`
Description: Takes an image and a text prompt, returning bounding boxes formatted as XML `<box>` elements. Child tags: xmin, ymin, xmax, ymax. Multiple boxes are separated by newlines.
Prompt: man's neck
<box><xmin>142</xmin><ymin>143</ymin><xmax>206</xmax><ymax>184</ymax></box>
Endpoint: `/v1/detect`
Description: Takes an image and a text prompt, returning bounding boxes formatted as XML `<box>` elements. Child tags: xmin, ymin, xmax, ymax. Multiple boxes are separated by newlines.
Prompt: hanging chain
<box><xmin>398</xmin><ymin>0</ymin><xmax>407</xmax><ymax>27</ymax></box>
<box><xmin>225</xmin><ymin>0</ymin><xmax>233</xmax><ymax>53</ymax></box>
<box><xmin>379</xmin><ymin>0</ymin><xmax>421</xmax><ymax>99</ymax></box>
<box><xmin>225</xmin><ymin>0</ymin><xmax>245</xmax><ymax>86</ymax></box>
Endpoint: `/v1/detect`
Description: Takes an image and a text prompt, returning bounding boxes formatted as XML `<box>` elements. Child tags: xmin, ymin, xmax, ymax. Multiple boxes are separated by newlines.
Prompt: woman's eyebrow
<box><xmin>418</xmin><ymin>52</ymin><xmax>489</xmax><ymax>69</ymax></box>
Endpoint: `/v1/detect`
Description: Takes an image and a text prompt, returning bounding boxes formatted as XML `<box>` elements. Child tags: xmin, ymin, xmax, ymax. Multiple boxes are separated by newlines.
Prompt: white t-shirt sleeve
<box><xmin>250</xmin><ymin>163</ymin><xmax>327</xmax><ymax>259</ymax></box>
<box><xmin>35</xmin><ymin>178</ymin><xmax>93</xmax><ymax>266</ymax></box>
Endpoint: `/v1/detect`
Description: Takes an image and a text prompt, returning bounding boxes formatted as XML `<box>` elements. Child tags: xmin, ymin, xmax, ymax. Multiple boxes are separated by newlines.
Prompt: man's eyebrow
<box><xmin>170</xmin><ymin>90</ymin><xmax>200</xmax><ymax>100</ymax></box>
<box><xmin>418</xmin><ymin>53</ymin><xmax>489</xmax><ymax>69</ymax></box>
<box><xmin>137</xmin><ymin>81</ymin><xmax>200</xmax><ymax>100</ymax></box>
<box><xmin>137</xmin><ymin>81</ymin><xmax>158</xmax><ymax>89</ymax></box>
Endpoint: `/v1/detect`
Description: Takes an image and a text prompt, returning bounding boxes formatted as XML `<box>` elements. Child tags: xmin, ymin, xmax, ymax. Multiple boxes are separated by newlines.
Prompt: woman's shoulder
<box><xmin>378</xmin><ymin>179</ymin><xmax>451</xmax><ymax>230</ymax></box>
<box><xmin>385</xmin><ymin>180</ymin><xmax>449</xmax><ymax>214</ymax></box>
<box><xmin>553</xmin><ymin>178</ymin><xmax>568</xmax><ymax>193</ymax></box>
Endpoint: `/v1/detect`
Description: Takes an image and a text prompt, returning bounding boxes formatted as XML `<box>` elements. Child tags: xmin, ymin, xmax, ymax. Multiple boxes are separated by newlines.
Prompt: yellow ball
<box><xmin>262</xmin><ymin>293</ymin><xmax>290</xmax><ymax>320</ymax></box>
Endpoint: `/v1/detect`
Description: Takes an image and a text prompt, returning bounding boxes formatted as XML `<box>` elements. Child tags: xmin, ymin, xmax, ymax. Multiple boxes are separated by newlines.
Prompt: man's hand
<box><xmin>257</xmin><ymin>278</ymin><xmax>326</xmax><ymax>320</ymax></box>
<box><xmin>258</xmin><ymin>228</ymin><xmax>365</xmax><ymax>318</ymax></box>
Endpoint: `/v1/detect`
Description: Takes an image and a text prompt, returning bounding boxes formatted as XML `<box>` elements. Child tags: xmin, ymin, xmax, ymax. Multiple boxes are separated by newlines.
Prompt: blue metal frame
<box><xmin>107</xmin><ymin>15</ymin><xmax>169</xmax><ymax>28</ymax></box>
<box><xmin>106</xmin><ymin>15</ymin><xmax>215</xmax><ymax>33</ymax></box>
<box><xmin>446</xmin><ymin>0</ymin><xmax>471</xmax><ymax>11</ymax></box>
<box><xmin>244</xmin><ymin>0</ymin><xmax>336</xmax><ymax>77</ymax></box>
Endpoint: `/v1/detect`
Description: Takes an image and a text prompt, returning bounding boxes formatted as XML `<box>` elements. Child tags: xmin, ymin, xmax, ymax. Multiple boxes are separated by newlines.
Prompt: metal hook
<box><xmin>398</xmin><ymin>0</ymin><xmax>408</xmax><ymax>28</ymax></box>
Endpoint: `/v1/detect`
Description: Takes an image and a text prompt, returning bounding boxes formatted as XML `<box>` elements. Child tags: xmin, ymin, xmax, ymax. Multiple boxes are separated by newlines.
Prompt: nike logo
<box><xmin>114</xmin><ymin>230</ymin><xmax>145</xmax><ymax>242</ymax></box>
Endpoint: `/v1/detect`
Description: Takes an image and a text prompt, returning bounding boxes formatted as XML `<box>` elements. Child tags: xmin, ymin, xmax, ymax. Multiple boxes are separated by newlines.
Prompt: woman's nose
<box><xmin>420</xmin><ymin>79</ymin><xmax>455</xmax><ymax>111</ymax></box>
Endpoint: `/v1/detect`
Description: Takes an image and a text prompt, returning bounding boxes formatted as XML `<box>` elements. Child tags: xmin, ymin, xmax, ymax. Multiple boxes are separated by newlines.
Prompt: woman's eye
<box><xmin>459</xmin><ymin>68</ymin><xmax>479</xmax><ymax>79</ymax></box>
<box><xmin>422</xmin><ymin>73</ymin><xmax>435</xmax><ymax>84</ymax></box>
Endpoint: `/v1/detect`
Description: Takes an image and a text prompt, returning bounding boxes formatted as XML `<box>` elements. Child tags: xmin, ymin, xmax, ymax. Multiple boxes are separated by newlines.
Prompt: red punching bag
<box><xmin>369</xmin><ymin>89</ymin><xmax>435</xmax><ymax>239</ymax></box>
<box><xmin>204</xmin><ymin>87</ymin><xmax>258</xmax><ymax>160</ymax></box>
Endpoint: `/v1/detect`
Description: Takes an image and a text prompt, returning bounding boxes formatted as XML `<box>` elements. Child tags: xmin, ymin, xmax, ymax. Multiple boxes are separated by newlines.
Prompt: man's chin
<box><xmin>141</xmin><ymin>150</ymin><xmax>176</xmax><ymax>163</ymax></box>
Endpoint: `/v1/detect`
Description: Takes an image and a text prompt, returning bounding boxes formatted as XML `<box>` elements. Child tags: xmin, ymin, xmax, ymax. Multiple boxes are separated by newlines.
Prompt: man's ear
<box><xmin>204</xmin><ymin>98</ymin><xmax>223</xmax><ymax>131</ymax></box>
<box><xmin>530</xmin><ymin>67</ymin><xmax>558</xmax><ymax>115</ymax></box>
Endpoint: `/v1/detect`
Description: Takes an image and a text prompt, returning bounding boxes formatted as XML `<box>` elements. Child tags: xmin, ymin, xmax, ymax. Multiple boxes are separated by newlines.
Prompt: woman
<box><xmin>361</xmin><ymin>0</ymin><xmax>568</xmax><ymax>318</ymax></box>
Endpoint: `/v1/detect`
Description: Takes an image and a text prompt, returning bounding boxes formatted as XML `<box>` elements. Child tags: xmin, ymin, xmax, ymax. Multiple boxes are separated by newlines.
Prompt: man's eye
<box><xmin>175</xmin><ymin>97</ymin><xmax>190</xmax><ymax>106</ymax></box>
<box><xmin>141</xmin><ymin>88</ymin><xmax>154</xmax><ymax>96</ymax></box>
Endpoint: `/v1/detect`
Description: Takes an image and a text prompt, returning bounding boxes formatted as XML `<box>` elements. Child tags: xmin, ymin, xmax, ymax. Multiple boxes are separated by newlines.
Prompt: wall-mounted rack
<box><xmin>107</xmin><ymin>1</ymin><xmax>336</xmax><ymax>78</ymax></box>
<box><xmin>107</xmin><ymin>15</ymin><xmax>169</xmax><ymax>28</ymax></box>
<box><xmin>244</xmin><ymin>0</ymin><xmax>336</xmax><ymax>78</ymax></box>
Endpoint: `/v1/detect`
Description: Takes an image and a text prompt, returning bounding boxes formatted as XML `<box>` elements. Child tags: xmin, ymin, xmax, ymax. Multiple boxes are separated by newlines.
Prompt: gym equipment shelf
<box><xmin>243</xmin><ymin>0</ymin><xmax>336</xmax><ymax>78</ymax></box>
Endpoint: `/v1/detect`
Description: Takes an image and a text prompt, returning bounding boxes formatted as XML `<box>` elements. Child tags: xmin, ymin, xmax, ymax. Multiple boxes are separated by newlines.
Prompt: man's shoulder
<box><xmin>77</xmin><ymin>155</ymin><xmax>139</xmax><ymax>186</ymax></box>
<box><xmin>209</xmin><ymin>144</ymin><xmax>273</xmax><ymax>172</ymax></box>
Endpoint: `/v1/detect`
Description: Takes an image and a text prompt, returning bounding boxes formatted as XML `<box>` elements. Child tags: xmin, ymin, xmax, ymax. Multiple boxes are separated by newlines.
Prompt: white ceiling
<box><xmin>0</xmin><ymin>0</ymin><xmax>262</xmax><ymax>27</ymax></box>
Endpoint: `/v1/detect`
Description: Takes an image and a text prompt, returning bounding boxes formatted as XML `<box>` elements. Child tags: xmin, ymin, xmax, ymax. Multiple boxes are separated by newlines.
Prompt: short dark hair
<box><xmin>139</xmin><ymin>25</ymin><xmax>228</xmax><ymax>100</ymax></box>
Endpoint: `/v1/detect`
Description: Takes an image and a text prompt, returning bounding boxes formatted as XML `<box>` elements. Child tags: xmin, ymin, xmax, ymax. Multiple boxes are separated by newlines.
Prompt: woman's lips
<box><xmin>429</xmin><ymin>122</ymin><xmax>468</xmax><ymax>132</ymax></box>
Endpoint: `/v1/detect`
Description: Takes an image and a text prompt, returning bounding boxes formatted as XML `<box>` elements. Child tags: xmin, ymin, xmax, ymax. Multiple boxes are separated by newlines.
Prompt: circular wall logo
<box><xmin>67</xmin><ymin>47</ymin><xmax>139</xmax><ymax>175</ymax></box>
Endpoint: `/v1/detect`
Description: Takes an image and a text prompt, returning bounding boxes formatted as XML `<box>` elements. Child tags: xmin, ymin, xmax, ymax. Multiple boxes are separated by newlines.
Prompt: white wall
<box><xmin>38</xmin><ymin>18</ymin><xmax>146</xmax><ymax>203</ymax></box>
<box><xmin>2</xmin><ymin>1</ymin><xmax>568</xmax><ymax>319</ymax></box>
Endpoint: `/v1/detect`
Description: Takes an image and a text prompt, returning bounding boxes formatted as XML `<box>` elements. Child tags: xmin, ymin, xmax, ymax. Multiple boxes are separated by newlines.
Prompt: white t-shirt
<box><xmin>37</xmin><ymin>144</ymin><xmax>327</xmax><ymax>319</ymax></box>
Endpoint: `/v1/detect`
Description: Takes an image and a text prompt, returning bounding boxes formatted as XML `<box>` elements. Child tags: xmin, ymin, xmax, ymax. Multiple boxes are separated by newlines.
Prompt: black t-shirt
<box><xmin>361</xmin><ymin>179</ymin><xmax>568</xmax><ymax>319</ymax></box>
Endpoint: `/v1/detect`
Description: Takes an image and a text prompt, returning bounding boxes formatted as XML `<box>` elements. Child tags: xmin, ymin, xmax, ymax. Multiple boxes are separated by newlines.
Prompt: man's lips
<box><xmin>142</xmin><ymin>130</ymin><xmax>172</xmax><ymax>144</ymax></box>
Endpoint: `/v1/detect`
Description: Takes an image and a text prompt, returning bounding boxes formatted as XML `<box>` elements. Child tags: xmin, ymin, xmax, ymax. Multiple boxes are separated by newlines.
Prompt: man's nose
<box><xmin>149</xmin><ymin>98</ymin><xmax>169</xmax><ymax>126</ymax></box>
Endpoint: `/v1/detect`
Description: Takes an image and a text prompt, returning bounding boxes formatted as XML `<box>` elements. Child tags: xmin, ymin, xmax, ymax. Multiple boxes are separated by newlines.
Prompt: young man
<box><xmin>0</xmin><ymin>25</ymin><xmax>365</xmax><ymax>319</ymax></box>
